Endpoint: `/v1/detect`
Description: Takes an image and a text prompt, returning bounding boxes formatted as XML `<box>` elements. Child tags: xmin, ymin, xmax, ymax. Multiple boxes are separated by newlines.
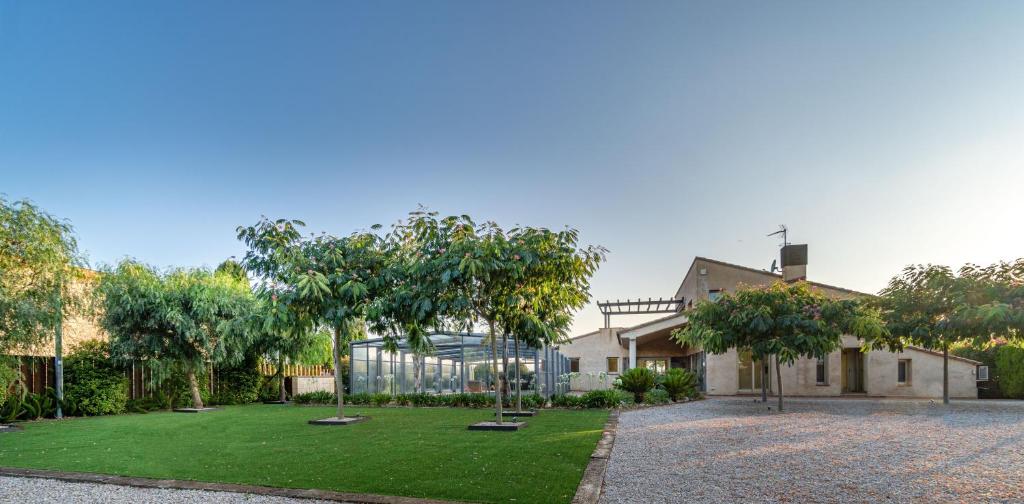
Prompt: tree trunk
<box><xmin>775</xmin><ymin>355</ymin><xmax>784</xmax><ymax>412</ymax></box>
<box><xmin>489</xmin><ymin>319</ymin><xmax>503</xmax><ymax>424</ymax></box>
<box><xmin>278</xmin><ymin>351</ymin><xmax>287</xmax><ymax>402</ymax></box>
<box><xmin>413</xmin><ymin>355</ymin><xmax>422</xmax><ymax>394</ymax></box>
<box><xmin>514</xmin><ymin>334</ymin><xmax>522</xmax><ymax>413</ymax></box>
<box><xmin>187</xmin><ymin>368</ymin><xmax>204</xmax><ymax>409</ymax></box>
<box><xmin>502</xmin><ymin>334</ymin><xmax>511</xmax><ymax>397</ymax></box>
<box><xmin>333</xmin><ymin>325</ymin><xmax>346</xmax><ymax>419</ymax></box>
<box><xmin>760</xmin><ymin>358</ymin><xmax>768</xmax><ymax>403</ymax></box>
<box><xmin>943</xmin><ymin>343</ymin><xmax>950</xmax><ymax>405</ymax></box>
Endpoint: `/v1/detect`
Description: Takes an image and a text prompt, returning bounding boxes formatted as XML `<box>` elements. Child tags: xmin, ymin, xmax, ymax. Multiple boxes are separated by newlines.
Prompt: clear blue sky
<box><xmin>2</xmin><ymin>1</ymin><xmax>1023</xmax><ymax>334</ymax></box>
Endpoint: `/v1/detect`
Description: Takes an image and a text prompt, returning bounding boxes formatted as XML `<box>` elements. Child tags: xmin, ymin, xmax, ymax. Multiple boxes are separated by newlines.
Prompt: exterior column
<box><xmin>629</xmin><ymin>337</ymin><xmax>637</xmax><ymax>370</ymax></box>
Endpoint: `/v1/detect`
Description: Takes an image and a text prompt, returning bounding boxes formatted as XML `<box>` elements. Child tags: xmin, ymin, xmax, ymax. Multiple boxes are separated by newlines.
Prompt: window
<box><xmin>708</xmin><ymin>289</ymin><xmax>723</xmax><ymax>302</ymax></box>
<box><xmin>816</xmin><ymin>357</ymin><xmax>828</xmax><ymax>385</ymax></box>
<box><xmin>897</xmin><ymin>359</ymin><xmax>911</xmax><ymax>384</ymax></box>
<box><xmin>977</xmin><ymin>365</ymin><xmax>989</xmax><ymax>381</ymax></box>
<box><xmin>607</xmin><ymin>357</ymin><xmax>619</xmax><ymax>373</ymax></box>
<box><xmin>569</xmin><ymin>358</ymin><xmax>580</xmax><ymax>373</ymax></box>
<box><xmin>639</xmin><ymin>358</ymin><xmax>668</xmax><ymax>374</ymax></box>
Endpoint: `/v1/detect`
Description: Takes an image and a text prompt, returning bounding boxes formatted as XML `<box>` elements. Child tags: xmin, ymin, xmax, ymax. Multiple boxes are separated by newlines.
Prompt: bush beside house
<box><xmin>62</xmin><ymin>340</ymin><xmax>129</xmax><ymax>416</ymax></box>
<box><xmin>954</xmin><ymin>340</ymin><xmax>1024</xmax><ymax>399</ymax></box>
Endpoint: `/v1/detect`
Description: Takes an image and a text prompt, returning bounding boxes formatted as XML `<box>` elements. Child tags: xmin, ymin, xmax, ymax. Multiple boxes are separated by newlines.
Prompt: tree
<box><xmin>0</xmin><ymin>197</ymin><xmax>85</xmax><ymax>417</ymax></box>
<box><xmin>419</xmin><ymin>213</ymin><xmax>604</xmax><ymax>425</ymax></box>
<box><xmin>673</xmin><ymin>281</ymin><xmax>888</xmax><ymax>411</ymax></box>
<box><xmin>878</xmin><ymin>260</ymin><xmax>1024</xmax><ymax>404</ymax></box>
<box><xmin>237</xmin><ymin>218</ymin><xmax>388</xmax><ymax>421</ymax></box>
<box><xmin>496</xmin><ymin>227</ymin><xmax>604</xmax><ymax>412</ymax></box>
<box><xmin>365</xmin><ymin>212</ymin><xmax>453</xmax><ymax>394</ymax></box>
<box><xmin>95</xmin><ymin>261</ymin><xmax>254</xmax><ymax>410</ymax></box>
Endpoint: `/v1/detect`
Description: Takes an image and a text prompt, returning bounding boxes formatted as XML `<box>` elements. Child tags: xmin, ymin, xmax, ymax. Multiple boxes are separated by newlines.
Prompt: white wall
<box><xmin>560</xmin><ymin>328</ymin><xmax>627</xmax><ymax>391</ymax></box>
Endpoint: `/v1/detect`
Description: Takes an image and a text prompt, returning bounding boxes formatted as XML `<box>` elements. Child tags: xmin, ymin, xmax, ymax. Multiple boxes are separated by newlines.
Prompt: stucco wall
<box><xmin>560</xmin><ymin>328</ymin><xmax>627</xmax><ymax>390</ymax></box>
<box><xmin>706</xmin><ymin>344</ymin><xmax>978</xmax><ymax>399</ymax></box>
<box><xmin>675</xmin><ymin>258</ymin><xmax>861</xmax><ymax>305</ymax></box>
<box><xmin>865</xmin><ymin>348</ymin><xmax>977</xmax><ymax>398</ymax></box>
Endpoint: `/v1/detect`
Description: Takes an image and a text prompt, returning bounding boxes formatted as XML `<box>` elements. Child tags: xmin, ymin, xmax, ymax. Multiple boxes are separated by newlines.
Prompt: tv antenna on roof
<box><xmin>767</xmin><ymin>224</ymin><xmax>788</xmax><ymax>247</ymax></box>
<box><xmin>767</xmin><ymin>225</ymin><xmax>788</xmax><ymax>272</ymax></box>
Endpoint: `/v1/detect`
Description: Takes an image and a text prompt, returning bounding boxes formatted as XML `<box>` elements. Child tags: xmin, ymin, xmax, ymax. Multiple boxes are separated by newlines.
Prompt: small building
<box><xmin>560</xmin><ymin>250</ymin><xmax>981</xmax><ymax>399</ymax></box>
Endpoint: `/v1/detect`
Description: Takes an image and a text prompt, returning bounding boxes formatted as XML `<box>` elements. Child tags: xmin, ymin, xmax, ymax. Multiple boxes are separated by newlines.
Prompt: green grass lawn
<box><xmin>0</xmin><ymin>405</ymin><xmax>608</xmax><ymax>503</ymax></box>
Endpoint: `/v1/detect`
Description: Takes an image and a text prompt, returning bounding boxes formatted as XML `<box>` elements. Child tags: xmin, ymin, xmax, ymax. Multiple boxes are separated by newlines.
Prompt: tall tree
<box><xmin>96</xmin><ymin>261</ymin><xmax>254</xmax><ymax>409</ymax></box>
<box><xmin>0</xmin><ymin>197</ymin><xmax>85</xmax><ymax>417</ymax></box>
<box><xmin>366</xmin><ymin>212</ymin><xmax>451</xmax><ymax>393</ymax></box>
<box><xmin>878</xmin><ymin>260</ymin><xmax>1024</xmax><ymax>404</ymax></box>
<box><xmin>237</xmin><ymin>218</ymin><xmax>388</xmax><ymax>421</ymax></box>
<box><xmin>497</xmin><ymin>227</ymin><xmax>604</xmax><ymax>412</ymax></box>
<box><xmin>417</xmin><ymin>212</ymin><xmax>603</xmax><ymax>425</ymax></box>
<box><xmin>674</xmin><ymin>281</ymin><xmax>889</xmax><ymax>411</ymax></box>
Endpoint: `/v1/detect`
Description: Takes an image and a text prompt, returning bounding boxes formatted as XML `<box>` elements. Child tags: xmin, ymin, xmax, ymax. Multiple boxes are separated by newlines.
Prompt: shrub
<box><xmin>0</xmin><ymin>357</ymin><xmax>18</xmax><ymax>407</ymax></box>
<box><xmin>125</xmin><ymin>391</ymin><xmax>170</xmax><ymax>414</ymax></box>
<box><xmin>63</xmin><ymin>340</ymin><xmax>129</xmax><ymax>416</ymax></box>
<box><xmin>616</xmin><ymin>367</ymin><xmax>656</xmax><ymax>402</ymax></box>
<box><xmin>161</xmin><ymin>364</ymin><xmax>211</xmax><ymax>408</ymax></box>
<box><xmin>258</xmin><ymin>375</ymin><xmax>283</xmax><ymax>402</ymax></box>
<box><xmin>580</xmin><ymin>390</ymin><xmax>613</xmax><ymax>408</ymax></box>
<box><xmin>643</xmin><ymin>388</ymin><xmax>671</xmax><ymax>405</ymax></box>
<box><xmin>661</xmin><ymin>368</ymin><xmax>698</xmax><ymax>401</ymax></box>
<box><xmin>347</xmin><ymin>392</ymin><xmax>372</xmax><ymax>405</ymax></box>
<box><xmin>511</xmin><ymin>393</ymin><xmax>545</xmax><ymax>410</ymax></box>
<box><xmin>293</xmin><ymin>390</ymin><xmax>335</xmax><ymax>405</ymax></box>
<box><xmin>996</xmin><ymin>344</ymin><xmax>1024</xmax><ymax>399</ymax></box>
<box><xmin>370</xmin><ymin>393</ymin><xmax>392</xmax><ymax>407</ymax></box>
<box><xmin>210</xmin><ymin>365</ymin><xmax>262</xmax><ymax>405</ymax></box>
<box><xmin>550</xmin><ymin>394</ymin><xmax>583</xmax><ymax>408</ymax></box>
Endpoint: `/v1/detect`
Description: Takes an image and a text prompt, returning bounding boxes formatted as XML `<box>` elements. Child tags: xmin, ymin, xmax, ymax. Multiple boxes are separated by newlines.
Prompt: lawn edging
<box><xmin>571</xmin><ymin>409</ymin><xmax>619</xmax><ymax>504</ymax></box>
<box><xmin>0</xmin><ymin>467</ymin><xmax>471</xmax><ymax>504</ymax></box>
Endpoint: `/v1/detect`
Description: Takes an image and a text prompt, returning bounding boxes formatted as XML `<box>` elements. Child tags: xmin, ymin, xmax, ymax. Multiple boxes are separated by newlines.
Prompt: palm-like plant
<box><xmin>616</xmin><ymin>367</ymin><xmax>656</xmax><ymax>402</ymax></box>
<box><xmin>660</xmin><ymin>368</ymin><xmax>697</xmax><ymax>401</ymax></box>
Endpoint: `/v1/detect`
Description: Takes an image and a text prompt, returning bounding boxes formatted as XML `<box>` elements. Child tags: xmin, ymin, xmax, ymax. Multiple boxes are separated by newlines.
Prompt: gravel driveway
<box><xmin>0</xmin><ymin>476</ymin><xmax>338</xmax><ymax>504</ymax></box>
<box><xmin>601</xmin><ymin>397</ymin><xmax>1024</xmax><ymax>503</ymax></box>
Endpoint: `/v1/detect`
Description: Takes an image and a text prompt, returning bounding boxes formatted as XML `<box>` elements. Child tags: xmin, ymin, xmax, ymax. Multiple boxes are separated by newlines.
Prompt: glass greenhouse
<box><xmin>349</xmin><ymin>332</ymin><xmax>572</xmax><ymax>397</ymax></box>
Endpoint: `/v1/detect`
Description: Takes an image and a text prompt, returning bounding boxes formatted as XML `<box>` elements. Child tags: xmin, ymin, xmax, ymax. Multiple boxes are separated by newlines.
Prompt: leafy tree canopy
<box><xmin>673</xmin><ymin>281</ymin><xmax>888</xmax><ymax>411</ymax></box>
<box><xmin>0</xmin><ymin>197</ymin><xmax>84</xmax><ymax>353</ymax></box>
<box><xmin>95</xmin><ymin>260</ymin><xmax>256</xmax><ymax>409</ymax></box>
<box><xmin>237</xmin><ymin>217</ymin><xmax>388</xmax><ymax>418</ymax></box>
<box><xmin>96</xmin><ymin>260</ymin><xmax>255</xmax><ymax>369</ymax></box>
<box><xmin>674</xmin><ymin>281</ymin><xmax>889</xmax><ymax>364</ymax></box>
<box><xmin>877</xmin><ymin>260</ymin><xmax>1024</xmax><ymax>350</ymax></box>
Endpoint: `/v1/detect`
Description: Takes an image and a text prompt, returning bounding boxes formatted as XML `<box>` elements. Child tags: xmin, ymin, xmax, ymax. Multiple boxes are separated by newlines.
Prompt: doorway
<box><xmin>737</xmin><ymin>349</ymin><xmax>764</xmax><ymax>392</ymax></box>
<box><xmin>841</xmin><ymin>349</ymin><xmax>865</xmax><ymax>393</ymax></box>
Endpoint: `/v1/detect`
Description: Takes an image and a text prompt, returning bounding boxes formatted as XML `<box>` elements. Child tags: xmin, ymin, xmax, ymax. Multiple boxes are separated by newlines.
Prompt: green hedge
<box><xmin>291</xmin><ymin>391</ymin><xmax>548</xmax><ymax>409</ymax></box>
<box><xmin>954</xmin><ymin>341</ymin><xmax>1024</xmax><ymax>399</ymax></box>
<box><xmin>63</xmin><ymin>341</ymin><xmax>129</xmax><ymax>417</ymax></box>
<box><xmin>210</xmin><ymin>365</ymin><xmax>262</xmax><ymax>405</ymax></box>
<box><xmin>995</xmin><ymin>344</ymin><xmax>1024</xmax><ymax>399</ymax></box>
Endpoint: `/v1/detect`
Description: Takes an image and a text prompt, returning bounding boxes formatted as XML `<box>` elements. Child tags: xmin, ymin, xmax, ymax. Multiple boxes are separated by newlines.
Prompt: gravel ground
<box><xmin>601</xmin><ymin>397</ymin><xmax>1024</xmax><ymax>503</ymax></box>
<box><xmin>0</xmin><ymin>476</ymin><xmax>340</xmax><ymax>504</ymax></box>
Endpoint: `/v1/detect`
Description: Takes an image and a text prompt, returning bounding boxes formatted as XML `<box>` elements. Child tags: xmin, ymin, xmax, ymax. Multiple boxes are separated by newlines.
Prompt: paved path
<box><xmin>0</xmin><ymin>476</ymin><xmax>339</xmax><ymax>504</ymax></box>
<box><xmin>601</xmin><ymin>397</ymin><xmax>1024</xmax><ymax>503</ymax></box>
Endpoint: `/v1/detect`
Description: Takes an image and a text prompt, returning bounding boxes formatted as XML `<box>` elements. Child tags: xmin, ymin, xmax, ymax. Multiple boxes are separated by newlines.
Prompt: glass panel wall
<box><xmin>349</xmin><ymin>332</ymin><xmax>569</xmax><ymax>398</ymax></box>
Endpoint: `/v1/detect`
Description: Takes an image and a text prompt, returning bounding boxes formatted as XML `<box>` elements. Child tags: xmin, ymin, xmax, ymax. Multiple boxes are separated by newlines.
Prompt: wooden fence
<box><xmin>257</xmin><ymin>361</ymin><xmax>332</xmax><ymax>377</ymax></box>
<box><xmin>13</xmin><ymin>356</ymin><xmax>56</xmax><ymax>395</ymax></box>
<box><xmin>8</xmin><ymin>355</ymin><xmax>333</xmax><ymax>401</ymax></box>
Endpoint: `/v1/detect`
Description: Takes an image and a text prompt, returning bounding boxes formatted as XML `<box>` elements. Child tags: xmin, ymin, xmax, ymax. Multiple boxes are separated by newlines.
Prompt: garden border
<box><xmin>0</xmin><ymin>467</ymin><xmax>472</xmax><ymax>504</ymax></box>
<box><xmin>571</xmin><ymin>409</ymin><xmax>619</xmax><ymax>504</ymax></box>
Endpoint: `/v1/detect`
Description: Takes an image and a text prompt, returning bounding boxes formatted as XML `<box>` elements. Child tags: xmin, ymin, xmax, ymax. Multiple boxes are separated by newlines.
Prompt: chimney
<box><xmin>780</xmin><ymin>244</ymin><xmax>808</xmax><ymax>282</ymax></box>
